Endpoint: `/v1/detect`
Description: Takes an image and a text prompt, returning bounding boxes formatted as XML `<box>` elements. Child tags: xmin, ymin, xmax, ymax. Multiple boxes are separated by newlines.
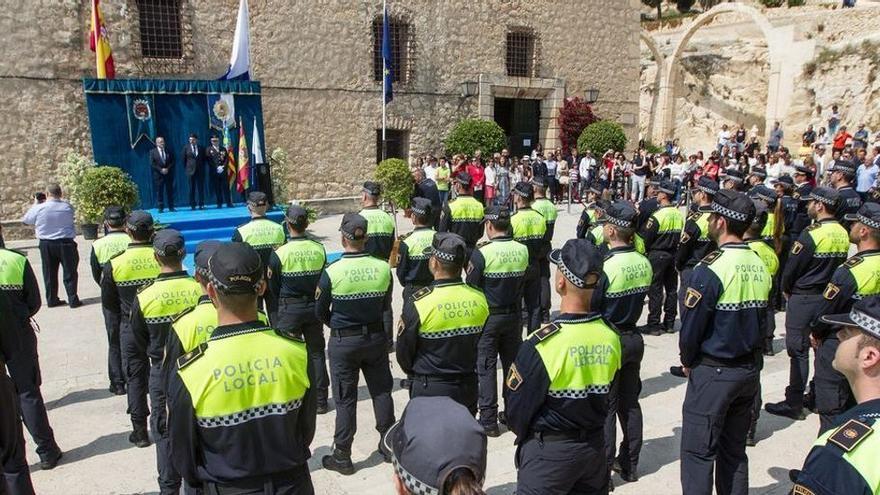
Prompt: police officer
<box><xmin>639</xmin><ymin>179</ymin><xmax>683</xmax><ymax>335</ymax></box>
<box><xmin>90</xmin><ymin>207</ymin><xmax>131</xmax><ymax>395</ymax></box>
<box><xmin>267</xmin><ymin>205</ymin><xmax>329</xmax><ymax>414</ymax></box>
<box><xmin>511</xmin><ymin>181</ymin><xmax>548</xmax><ymax>333</ymax></box>
<box><xmin>792</xmin><ymin>165</ymin><xmax>815</xmax><ymax>233</ymax></box>
<box><xmin>722</xmin><ymin>168</ymin><xmax>746</xmax><ymax>192</ymax></box>
<box><xmin>576</xmin><ymin>183</ymin><xmax>604</xmax><ymax>240</ymax></box>
<box><xmin>316</xmin><ymin>213</ymin><xmax>395</xmax><ymax>474</ymax></box>
<box><xmin>791</xmin><ymin>296</ymin><xmax>880</xmax><ymax>495</ymax></box>
<box><xmin>773</xmin><ymin>175</ymin><xmax>800</xmax><ymax>311</ymax></box>
<box><xmin>678</xmin><ymin>190</ymin><xmax>771</xmax><ymax>494</ymax></box>
<box><xmin>637</xmin><ymin>180</ymin><xmax>660</xmax><ymax>231</ymax></box>
<box><xmin>167</xmin><ymin>242</ymin><xmax>316</xmax><ymax>493</ymax></box>
<box><xmin>506</xmin><ymin>239</ymin><xmax>621</xmax><ymax>494</ymax></box>
<box><xmin>766</xmin><ymin>187</ymin><xmax>850</xmax><ymax>420</ymax></box>
<box><xmin>101</xmin><ymin>211</ymin><xmax>161</xmax><ymax>448</ymax></box>
<box><xmin>750</xmin><ymin>185</ymin><xmax>783</xmax><ymax>248</ymax></box>
<box><xmin>0</xmin><ymin>292</ymin><xmax>35</xmax><ymax>494</ymax></box>
<box><xmin>746</xmin><ymin>167</ymin><xmax>767</xmax><ymax>192</ymax></box>
<box><xmin>232</xmin><ymin>191</ymin><xmax>286</xmax><ymax>309</ymax></box>
<box><xmin>828</xmin><ymin>160</ymin><xmax>863</xmax><ymax>227</ymax></box>
<box><xmin>358</xmin><ymin>181</ymin><xmax>397</xmax><ymax>349</ymax></box>
<box><xmin>438</xmin><ymin>172</ymin><xmax>484</xmax><ymax>250</ymax></box>
<box><xmin>531</xmin><ymin>177</ymin><xmax>557</xmax><ymax>324</ymax></box>
<box><xmin>592</xmin><ymin>201</ymin><xmax>653</xmax><ymax>483</ymax></box>
<box><xmin>383</xmin><ymin>397</ymin><xmax>488</xmax><ymax>495</ymax></box>
<box><xmin>467</xmin><ymin>206</ymin><xmax>528</xmax><ymax>436</ymax></box>
<box><xmin>676</xmin><ymin>177</ymin><xmax>718</xmax><ymax>294</ymax></box>
<box><xmin>808</xmin><ymin>202</ymin><xmax>880</xmax><ymax>434</ymax></box>
<box><xmin>585</xmin><ymin>200</ymin><xmax>609</xmax><ymax>246</ymax></box>
<box><xmin>397</xmin><ymin>232</ymin><xmax>489</xmax><ymax>414</ymax></box>
<box><xmin>395</xmin><ymin>198</ymin><xmax>435</xmax><ymax>302</ymax></box>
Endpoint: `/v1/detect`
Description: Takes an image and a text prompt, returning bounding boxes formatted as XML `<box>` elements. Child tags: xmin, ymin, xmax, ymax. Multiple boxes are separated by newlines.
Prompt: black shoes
<box><xmin>129</xmin><ymin>425</ymin><xmax>151</xmax><ymax>448</ymax></box>
<box><xmin>611</xmin><ymin>459</ymin><xmax>638</xmax><ymax>482</ymax></box>
<box><xmin>483</xmin><ymin>424</ymin><xmax>501</xmax><ymax>438</ymax></box>
<box><xmin>69</xmin><ymin>298</ymin><xmax>83</xmax><ymax>308</ymax></box>
<box><xmin>316</xmin><ymin>402</ymin><xmax>329</xmax><ymax>415</ymax></box>
<box><xmin>47</xmin><ymin>300</ymin><xmax>67</xmax><ymax>308</ymax></box>
<box><xmin>746</xmin><ymin>433</ymin><xmax>757</xmax><ymax>447</ymax></box>
<box><xmin>764</xmin><ymin>401</ymin><xmax>807</xmax><ymax>421</ymax></box>
<box><xmin>670</xmin><ymin>366</ymin><xmax>687</xmax><ymax>378</ymax></box>
<box><xmin>638</xmin><ymin>324</ymin><xmax>663</xmax><ymax>336</ymax></box>
<box><xmin>322</xmin><ymin>449</ymin><xmax>355</xmax><ymax>475</ymax></box>
<box><xmin>498</xmin><ymin>411</ymin><xmax>507</xmax><ymax>426</ymax></box>
<box><xmin>40</xmin><ymin>451</ymin><xmax>63</xmax><ymax>470</ymax></box>
<box><xmin>108</xmin><ymin>383</ymin><xmax>126</xmax><ymax>396</ymax></box>
<box><xmin>377</xmin><ymin>436</ymin><xmax>392</xmax><ymax>463</ymax></box>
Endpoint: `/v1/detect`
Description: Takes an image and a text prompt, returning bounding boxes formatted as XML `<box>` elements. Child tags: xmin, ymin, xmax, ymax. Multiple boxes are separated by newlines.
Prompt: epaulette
<box><xmin>843</xmin><ymin>256</ymin><xmax>864</xmax><ymax>269</ymax></box>
<box><xmin>274</xmin><ymin>328</ymin><xmax>305</xmax><ymax>342</ymax></box>
<box><xmin>137</xmin><ymin>279</ymin><xmax>155</xmax><ymax>294</ymax></box>
<box><xmin>827</xmin><ymin>419</ymin><xmax>873</xmax><ymax>452</ymax></box>
<box><xmin>687</xmin><ymin>211</ymin><xmax>700</xmax><ymax>222</ymax></box>
<box><xmin>477</xmin><ymin>239</ymin><xmax>491</xmax><ymax>248</ymax></box>
<box><xmin>413</xmin><ymin>286</ymin><xmax>433</xmax><ymax>300</ymax></box>
<box><xmin>172</xmin><ymin>304</ymin><xmax>197</xmax><ymax>323</ymax></box>
<box><xmin>177</xmin><ymin>342</ymin><xmax>207</xmax><ymax>370</ymax></box>
<box><xmin>531</xmin><ymin>322</ymin><xmax>561</xmax><ymax>342</ymax></box>
<box><xmin>700</xmin><ymin>250</ymin><xmax>722</xmax><ymax>265</ymax></box>
<box><xmin>398</xmin><ymin>231</ymin><xmax>413</xmax><ymax>241</ymax></box>
<box><xmin>806</xmin><ymin>222</ymin><xmax>821</xmax><ymax>232</ymax></box>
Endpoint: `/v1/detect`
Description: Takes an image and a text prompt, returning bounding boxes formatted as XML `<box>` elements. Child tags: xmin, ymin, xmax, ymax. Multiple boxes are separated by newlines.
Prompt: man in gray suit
<box><xmin>149</xmin><ymin>136</ymin><xmax>175</xmax><ymax>213</ymax></box>
<box><xmin>183</xmin><ymin>133</ymin><xmax>205</xmax><ymax>210</ymax></box>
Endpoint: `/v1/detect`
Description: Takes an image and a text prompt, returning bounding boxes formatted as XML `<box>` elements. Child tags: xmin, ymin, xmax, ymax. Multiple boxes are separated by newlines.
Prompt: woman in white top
<box><xmin>484</xmin><ymin>160</ymin><xmax>497</xmax><ymax>206</ymax></box>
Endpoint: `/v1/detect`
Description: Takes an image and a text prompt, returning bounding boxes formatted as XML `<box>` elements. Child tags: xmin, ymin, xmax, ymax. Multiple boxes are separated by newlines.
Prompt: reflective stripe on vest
<box><xmin>172</xmin><ymin>301</ymin><xmax>269</xmax><ymax>354</ymax></box>
<box><xmin>603</xmin><ymin>250</ymin><xmax>652</xmax><ymax>297</ymax></box>
<box><xmin>412</xmin><ymin>283</ymin><xmax>488</xmax><ymax>339</ymax></box>
<box><xmin>706</xmin><ymin>247</ymin><xmax>771</xmax><ymax>310</ymax></box>
<box><xmin>808</xmin><ymin>222</ymin><xmax>850</xmax><ymax>258</ymax></box>
<box><xmin>0</xmin><ymin>250</ymin><xmax>26</xmax><ymax>290</ymax></box>
<box><xmin>238</xmin><ymin>219</ymin><xmax>286</xmax><ymax>250</ymax></box>
<box><xmin>93</xmin><ymin>232</ymin><xmax>130</xmax><ymax>265</ymax></box>
<box><xmin>178</xmin><ymin>328</ymin><xmax>309</xmax><ymax>427</ymax></box>
<box><xmin>449</xmin><ymin>197</ymin><xmax>484</xmax><ymax>223</ymax></box>
<box><xmin>532</xmin><ymin>316</ymin><xmax>621</xmax><ymax>398</ymax></box>
<box><xmin>512</xmin><ymin>209</ymin><xmax>547</xmax><ymax>241</ymax></box>
<box><xmin>849</xmin><ymin>252</ymin><xmax>880</xmax><ymax>299</ymax></box>
<box><xmin>360</xmin><ymin>208</ymin><xmax>396</xmax><ymax>237</ymax></box>
<box><xmin>325</xmin><ymin>256</ymin><xmax>391</xmax><ymax>299</ymax></box>
<box><xmin>276</xmin><ymin>239</ymin><xmax>326</xmax><ymax>277</ymax></box>
<box><xmin>111</xmin><ymin>246</ymin><xmax>161</xmax><ymax>287</ymax></box>
<box><xmin>650</xmin><ymin>206</ymin><xmax>684</xmax><ymax>233</ymax></box>
<box><xmin>748</xmin><ymin>240</ymin><xmax>779</xmax><ymax>277</ymax></box>
<box><xmin>137</xmin><ymin>276</ymin><xmax>201</xmax><ymax>324</ymax></box>
<box><xmin>403</xmin><ymin>229</ymin><xmax>435</xmax><ymax>261</ymax></box>
<box><xmin>480</xmin><ymin>239</ymin><xmax>528</xmax><ymax>279</ymax></box>
<box><xmin>532</xmin><ymin>198</ymin><xmax>558</xmax><ymax>224</ymax></box>
<box><xmin>811</xmin><ymin>420</ymin><xmax>880</xmax><ymax>491</ymax></box>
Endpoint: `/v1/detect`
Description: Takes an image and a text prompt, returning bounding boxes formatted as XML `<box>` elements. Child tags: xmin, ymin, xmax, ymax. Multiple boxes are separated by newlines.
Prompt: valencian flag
<box><xmin>224</xmin><ymin>124</ymin><xmax>236</xmax><ymax>190</ymax></box>
<box><xmin>89</xmin><ymin>0</ymin><xmax>115</xmax><ymax>79</ymax></box>
<box><xmin>237</xmin><ymin>117</ymin><xmax>250</xmax><ymax>193</ymax></box>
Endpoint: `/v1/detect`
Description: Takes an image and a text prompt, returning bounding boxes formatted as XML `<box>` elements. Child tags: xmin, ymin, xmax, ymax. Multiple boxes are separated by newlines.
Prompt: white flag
<box><xmin>252</xmin><ymin>116</ymin><xmax>264</xmax><ymax>164</ymax></box>
<box><xmin>221</xmin><ymin>0</ymin><xmax>250</xmax><ymax>80</ymax></box>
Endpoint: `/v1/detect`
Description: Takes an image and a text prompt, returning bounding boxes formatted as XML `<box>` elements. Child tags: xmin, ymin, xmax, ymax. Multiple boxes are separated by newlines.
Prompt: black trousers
<box><xmin>102</xmin><ymin>307</ymin><xmax>125</xmax><ymax>387</ymax></box>
<box><xmin>276</xmin><ymin>301</ymin><xmax>329</xmax><ymax>405</ymax></box>
<box><xmin>153</xmin><ymin>174</ymin><xmax>174</xmax><ymax>210</ymax></box>
<box><xmin>539</xmin><ymin>259</ymin><xmax>551</xmax><ymax>318</ymax></box>
<box><xmin>409</xmin><ymin>374</ymin><xmax>478</xmax><ymax>416</ymax></box>
<box><xmin>1</xmin><ymin>367</ymin><xmax>35</xmax><ymax>495</ymax></box>
<box><xmin>748</xmin><ymin>355</ymin><xmax>765</xmax><ymax>440</ymax></box>
<box><xmin>477</xmin><ymin>312</ymin><xmax>522</xmax><ymax>427</ymax></box>
<box><xmin>784</xmin><ymin>294</ymin><xmax>822</xmax><ymax>407</ymax></box>
<box><xmin>4</xmin><ymin>326</ymin><xmax>59</xmax><ymax>461</ymax></box>
<box><xmin>149</xmin><ymin>360</ymin><xmax>180</xmax><ymax>494</ymax></box>
<box><xmin>121</xmin><ymin>322</ymin><xmax>149</xmax><ymax>426</ymax></box>
<box><xmin>523</xmin><ymin>264</ymin><xmax>542</xmax><ymax>333</ymax></box>
<box><xmin>814</xmin><ymin>337</ymin><xmax>855</xmax><ymax>434</ymax></box>
<box><xmin>516</xmin><ymin>435</ymin><xmax>608</xmax><ymax>495</ymax></box>
<box><xmin>188</xmin><ymin>171</ymin><xmax>204</xmax><ymax>208</ymax></box>
<box><xmin>647</xmin><ymin>251</ymin><xmax>677</xmax><ymax>328</ymax></box>
<box><xmin>214</xmin><ymin>173</ymin><xmax>233</xmax><ymax>207</ymax></box>
<box><xmin>327</xmin><ymin>330</ymin><xmax>395</xmax><ymax>452</ymax></box>
<box><xmin>203</xmin><ymin>464</ymin><xmax>313</xmax><ymax>495</ymax></box>
<box><xmin>681</xmin><ymin>364</ymin><xmax>758</xmax><ymax>495</ymax></box>
<box><xmin>38</xmin><ymin>238</ymin><xmax>78</xmax><ymax>304</ymax></box>
<box><xmin>604</xmin><ymin>332</ymin><xmax>644</xmax><ymax>475</ymax></box>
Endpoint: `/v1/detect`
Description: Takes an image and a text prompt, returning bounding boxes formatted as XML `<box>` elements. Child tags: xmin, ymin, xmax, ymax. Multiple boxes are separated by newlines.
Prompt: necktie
<box><xmin>160</xmin><ymin>149</ymin><xmax>165</xmax><ymax>162</ymax></box>
<box><xmin>193</xmin><ymin>144</ymin><xmax>197</xmax><ymax>157</ymax></box>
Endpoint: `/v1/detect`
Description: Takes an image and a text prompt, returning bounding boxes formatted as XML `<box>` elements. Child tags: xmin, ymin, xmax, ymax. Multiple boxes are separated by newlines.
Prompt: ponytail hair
<box><xmin>443</xmin><ymin>467</ymin><xmax>485</xmax><ymax>495</ymax></box>
<box><xmin>772</xmin><ymin>198</ymin><xmax>784</xmax><ymax>254</ymax></box>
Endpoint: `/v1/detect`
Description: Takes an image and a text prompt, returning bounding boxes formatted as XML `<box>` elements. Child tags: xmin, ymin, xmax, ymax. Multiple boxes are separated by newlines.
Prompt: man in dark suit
<box><xmin>183</xmin><ymin>133</ymin><xmax>205</xmax><ymax>210</ymax></box>
<box><xmin>206</xmin><ymin>135</ymin><xmax>233</xmax><ymax>207</ymax></box>
<box><xmin>149</xmin><ymin>136</ymin><xmax>175</xmax><ymax>212</ymax></box>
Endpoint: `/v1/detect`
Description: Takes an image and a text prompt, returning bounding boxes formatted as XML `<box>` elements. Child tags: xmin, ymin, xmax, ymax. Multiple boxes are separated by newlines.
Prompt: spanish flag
<box><xmin>89</xmin><ymin>0</ymin><xmax>115</xmax><ymax>79</ymax></box>
<box><xmin>236</xmin><ymin>117</ymin><xmax>250</xmax><ymax>193</ymax></box>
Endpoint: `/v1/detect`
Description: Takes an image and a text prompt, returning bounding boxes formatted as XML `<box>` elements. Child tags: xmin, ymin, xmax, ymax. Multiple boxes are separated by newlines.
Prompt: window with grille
<box><xmin>372</xmin><ymin>17</ymin><xmax>408</xmax><ymax>83</ymax></box>
<box><xmin>506</xmin><ymin>30</ymin><xmax>535</xmax><ymax>77</ymax></box>
<box><xmin>136</xmin><ymin>0</ymin><xmax>183</xmax><ymax>59</ymax></box>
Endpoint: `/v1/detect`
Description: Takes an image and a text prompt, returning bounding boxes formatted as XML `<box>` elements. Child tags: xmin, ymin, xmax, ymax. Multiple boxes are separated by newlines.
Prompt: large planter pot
<box><xmin>81</xmin><ymin>223</ymin><xmax>99</xmax><ymax>240</ymax></box>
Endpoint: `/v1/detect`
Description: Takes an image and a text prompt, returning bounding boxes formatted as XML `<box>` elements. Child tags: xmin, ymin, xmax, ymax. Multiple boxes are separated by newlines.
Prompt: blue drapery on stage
<box><xmin>83</xmin><ymin>78</ymin><xmax>266</xmax><ymax>209</ymax></box>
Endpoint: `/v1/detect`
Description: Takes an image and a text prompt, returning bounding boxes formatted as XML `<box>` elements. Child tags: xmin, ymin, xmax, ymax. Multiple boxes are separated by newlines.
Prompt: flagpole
<box><xmin>381</xmin><ymin>0</ymin><xmax>387</xmax><ymax>162</ymax></box>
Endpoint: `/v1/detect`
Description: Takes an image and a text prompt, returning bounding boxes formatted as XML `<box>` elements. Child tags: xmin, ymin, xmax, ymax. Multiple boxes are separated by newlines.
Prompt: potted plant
<box><xmin>375</xmin><ymin>158</ymin><xmax>415</xmax><ymax>265</ymax></box>
<box><xmin>73</xmin><ymin>166</ymin><xmax>140</xmax><ymax>239</ymax></box>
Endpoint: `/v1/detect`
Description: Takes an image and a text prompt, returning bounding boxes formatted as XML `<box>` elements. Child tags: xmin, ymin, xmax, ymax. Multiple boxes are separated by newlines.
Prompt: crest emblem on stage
<box><xmin>132</xmin><ymin>99</ymin><xmax>151</xmax><ymax>121</ymax></box>
<box><xmin>213</xmin><ymin>99</ymin><xmax>230</xmax><ymax>122</ymax></box>
<box><xmin>125</xmin><ymin>93</ymin><xmax>157</xmax><ymax>148</ymax></box>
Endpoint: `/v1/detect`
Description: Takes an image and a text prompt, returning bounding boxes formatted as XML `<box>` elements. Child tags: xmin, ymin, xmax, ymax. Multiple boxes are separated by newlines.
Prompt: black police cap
<box><xmin>751</xmin><ymin>200</ymin><xmax>769</xmax><ymax>228</ymax></box>
<box><xmin>410</xmin><ymin>197</ymin><xmax>433</xmax><ymax>218</ymax></box>
<box><xmin>604</xmin><ymin>201</ymin><xmax>637</xmax><ymax>229</ymax></box>
<box><xmin>126</xmin><ymin>210</ymin><xmax>154</xmax><ymax>232</ymax></box>
<box><xmin>845</xmin><ymin>202</ymin><xmax>880</xmax><ymax>230</ymax></box>
<box><xmin>749</xmin><ymin>185</ymin><xmax>777</xmax><ymax>204</ymax></box>
<box><xmin>820</xmin><ymin>295</ymin><xmax>880</xmax><ymax>340</ymax></box>
<box><xmin>656</xmin><ymin>180</ymin><xmax>676</xmax><ymax>196</ymax></box>
<box><xmin>549</xmin><ymin>239</ymin><xmax>603</xmax><ymax>289</ymax></box>
<box><xmin>531</xmin><ymin>176</ymin><xmax>546</xmax><ymax>188</ymax></box>
<box><xmin>589</xmin><ymin>182</ymin><xmax>605</xmax><ymax>195</ymax></box>
<box><xmin>208</xmin><ymin>242</ymin><xmax>263</xmax><ymax>295</ymax></box>
<box><xmin>363</xmin><ymin>181</ymin><xmax>382</xmax><ymax>197</ymax></box>
<box><xmin>194</xmin><ymin>240</ymin><xmax>222</xmax><ymax>277</ymax></box>
<box><xmin>694</xmin><ymin>176</ymin><xmax>719</xmax><ymax>196</ymax></box>
<box><xmin>423</xmin><ymin>232</ymin><xmax>467</xmax><ymax>266</ymax></box>
<box><xmin>722</xmin><ymin>168</ymin><xmax>745</xmax><ymax>183</ymax></box>
<box><xmin>808</xmin><ymin>186</ymin><xmax>840</xmax><ymax>208</ymax></box>
<box><xmin>483</xmin><ymin>205</ymin><xmax>510</xmax><ymax>223</ymax></box>
<box><xmin>339</xmin><ymin>213</ymin><xmax>367</xmax><ymax>240</ymax></box>
<box><xmin>285</xmin><ymin>204</ymin><xmax>309</xmax><ymax>223</ymax></box>
<box><xmin>772</xmin><ymin>175</ymin><xmax>795</xmax><ymax>188</ymax></box>
<box><xmin>828</xmin><ymin>160</ymin><xmax>857</xmax><ymax>176</ymax></box>
<box><xmin>710</xmin><ymin>190</ymin><xmax>756</xmax><ymax>224</ymax></box>
<box><xmin>455</xmin><ymin>172</ymin><xmax>472</xmax><ymax>186</ymax></box>
<box><xmin>512</xmin><ymin>181</ymin><xmax>534</xmax><ymax>199</ymax></box>
<box><xmin>749</xmin><ymin>167</ymin><xmax>767</xmax><ymax>179</ymax></box>
<box><xmin>104</xmin><ymin>206</ymin><xmax>126</xmax><ymax>223</ymax></box>
<box><xmin>383</xmin><ymin>397</ymin><xmax>487</xmax><ymax>495</ymax></box>
<box><xmin>794</xmin><ymin>165</ymin><xmax>814</xmax><ymax>177</ymax></box>
<box><xmin>247</xmin><ymin>191</ymin><xmax>268</xmax><ymax>206</ymax></box>
<box><xmin>153</xmin><ymin>229</ymin><xmax>186</xmax><ymax>258</ymax></box>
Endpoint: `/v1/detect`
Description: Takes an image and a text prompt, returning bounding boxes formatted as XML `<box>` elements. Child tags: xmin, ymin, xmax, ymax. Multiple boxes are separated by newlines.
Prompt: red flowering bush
<box><xmin>557</xmin><ymin>97</ymin><xmax>598</xmax><ymax>151</ymax></box>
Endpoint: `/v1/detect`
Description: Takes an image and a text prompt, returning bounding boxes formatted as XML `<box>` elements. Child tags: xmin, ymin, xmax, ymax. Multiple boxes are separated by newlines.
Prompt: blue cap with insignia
<box><xmin>549</xmin><ymin>239</ymin><xmax>603</xmax><ymax>289</ymax></box>
<box><xmin>820</xmin><ymin>295</ymin><xmax>880</xmax><ymax>340</ymax></box>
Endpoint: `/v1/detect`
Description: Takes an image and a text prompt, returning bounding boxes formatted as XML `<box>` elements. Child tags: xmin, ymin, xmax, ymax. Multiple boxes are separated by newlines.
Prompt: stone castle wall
<box><xmin>1</xmin><ymin>0</ymin><xmax>639</xmax><ymax>220</ymax></box>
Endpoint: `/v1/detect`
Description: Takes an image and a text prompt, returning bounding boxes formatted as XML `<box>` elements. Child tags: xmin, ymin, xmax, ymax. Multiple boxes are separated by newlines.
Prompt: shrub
<box><xmin>759</xmin><ymin>0</ymin><xmax>784</xmax><ymax>7</ymax></box>
<box><xmin>444</xmin><ymin>119</ymin><xmax>507</xmax><ymax>157</ymax></box>
<box><xmin>58</xmin><ymin>151</ymin><xmax>96</xmax><ymax>211</ymax></box>
<box><xmin>376</xmin><ymin>158</ymin><xmax>415</xmax><ymax>210</ymax></box>
<box><xmin>676</xmin><ymin>0</ymin><xmax>696</xmax><ymax>13</ymax></box>
<box><xmin>270</xmin><ymin>147</ymin><xmax>290</xmax><ymax>204</ymax></box>
<box><xmin>788</xmin><ymin>0</ymin><xmax>806</xmax><ymax>6</ymax></box>
<box><xmin>74</xmin><ymin>166</ymin><xmax>139</xmax><ymax>223</ymax></box>
<box><xmin>557</xmin><ymin>97</ymin><xmax>598</xmax><ymax>151</ymax></box>
<box><xmin>642</xmin><ymin>140</ymin><xmax>665</xmax><ymax>154</ymax></box>
<box><xmin>577</xmin><ymin>121</ymin><xmax>628</xmax><ymax>156</ymax></box>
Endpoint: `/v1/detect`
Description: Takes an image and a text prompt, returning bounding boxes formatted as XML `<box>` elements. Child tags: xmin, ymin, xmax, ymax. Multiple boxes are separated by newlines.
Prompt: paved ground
<box><xmin>12</xmin><ymin>206</ymin><xmax>817</xmax><ymax>494</ymax></box>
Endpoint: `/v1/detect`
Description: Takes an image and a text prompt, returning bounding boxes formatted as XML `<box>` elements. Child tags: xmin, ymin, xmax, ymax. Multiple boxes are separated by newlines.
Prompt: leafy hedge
<box><xmin>75</xmin><ymin>166</ymin><xmax>139</xmax><ymax>223</ymax></box>
<box><xmin>577</xmin><ymin>121</ymin><xmax>628</xmax><ymax>155</ymax></box>
<box><xmin>444</xmin><ymin>119</ymin><xmax>507</xmax><ymax>156</ymax></box>
<box><xmin>376</xmin><ymin>158</ymin><xmax>414</xmax><ymax>210</ymax></box>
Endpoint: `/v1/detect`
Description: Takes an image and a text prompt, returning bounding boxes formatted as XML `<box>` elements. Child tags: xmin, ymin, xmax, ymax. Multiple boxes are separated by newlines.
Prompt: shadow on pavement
<box><xmin>640</xmin><ymin>372</ymin><xmax>685</xmax><ymax>399</ymax></box>
<box><xmin>306</xmin><ymin>444</ymin><xmax>386</xmax><ymax>473</ymax></box>
<box><xmin>754</xmin><ymin>411</ymin><xmax>798</xmax><ymax>443</ymax></box>
<box><xmin>45</xmin><ymin>388</ymin><xmax>113</xmax><ymax>410</ymax></box>
<box><xmin>76</xmin><ymin>296</ymin><xmax>102</xmax><ymax>306</ymax></box>
<box><xmin>485</xmin><ymin>482</ymin><xmax>517</xmax><ymax>494</ymax></box>
<box><xmin>748</xmin><ymin>466</ymin><xmax>792</xmax><ymax>494</ymax></box>
<box><xmin>635</xmin><ymin>426</ymin><xmax>682</xmax><ymax>477</ymax></box>
<box><xmin>34</xmin><ymin>431</ymin><xmax>132</xmax><ymax>467</ymax></box>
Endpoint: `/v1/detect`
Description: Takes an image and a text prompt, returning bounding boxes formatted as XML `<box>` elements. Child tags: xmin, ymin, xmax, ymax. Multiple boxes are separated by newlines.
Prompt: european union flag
<box><xmin>382</xmin><ymin>7</ymin><xmax>393</xmax><ymax>104</ymax></box>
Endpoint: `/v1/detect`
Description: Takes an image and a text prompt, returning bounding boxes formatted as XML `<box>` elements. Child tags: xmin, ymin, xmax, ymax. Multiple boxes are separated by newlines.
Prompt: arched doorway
<box><xmin>640</xmin><ymin>31</ymin><xmax>664</xmax><ymax>144</ymax></box>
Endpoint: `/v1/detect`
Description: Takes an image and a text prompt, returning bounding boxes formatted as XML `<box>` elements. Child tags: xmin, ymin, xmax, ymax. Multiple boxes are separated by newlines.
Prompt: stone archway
<box><xmin>655</xmin><ymin>3</ymin><xmax>791</xmax><ymax>142</ymax></box>
<box><xmin>640</xmin><ymin>31</ymin><xmax>664</xmax><ymax>143</ymax></box>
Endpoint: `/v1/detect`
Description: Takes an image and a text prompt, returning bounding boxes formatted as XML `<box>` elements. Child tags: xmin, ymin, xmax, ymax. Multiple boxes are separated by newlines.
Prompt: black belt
<box><xmin>409</xmin><ymin>372</ymin><xmax>474</xmax><ymax>383</ymax></box>
<box><xmin>330</xmin><ymin>323</ymin><xmax>383</xmax><ymax>338</ymax></box>
<box><xmin>39</xmin><ymin>238</ymin><xmax>74</xmax><ymax>243</ymax></box>
<box><xmin>205</xmin><ymin>464</ymin><xmax>308</xmax><ymax>494</ymax></box>
<box><xmin>698</xmin><ymin>353</ymin><xmax>757</xmax><ymax>368</ymax></box>
<box><xmin>489</xmin><ymin>305</ymin><xmax>519</xmax><ymax>315</ymax></box>
<box><xmin>790</xmin><ymin>289</ymin><xmax>823</xmax><ymax>296</ymax></box>
<box><xmin>280</xmin><ymin>295</ymin><xmax>312</xmax><ymax>303</ymax></box>
<box><xmin>617</xmin><ymin>325</ymin><xmax>638</xmax><ymax>335</ymax></box>
<box><xmin>531</xmin><ymin>429</ymin><xmax>591</xmax><ymax>442</ymax></box>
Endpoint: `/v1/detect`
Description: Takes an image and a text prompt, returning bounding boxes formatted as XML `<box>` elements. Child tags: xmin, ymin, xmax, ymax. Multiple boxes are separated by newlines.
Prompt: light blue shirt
<box><xmin>22</xmin><ymin>199</ymin><xmax>76</xmax><ymax>240</ymax></box>
<box><xmin>857</xmin><ymin>164</ymin><xmax>879</xmax><ymax>192</ymax></box>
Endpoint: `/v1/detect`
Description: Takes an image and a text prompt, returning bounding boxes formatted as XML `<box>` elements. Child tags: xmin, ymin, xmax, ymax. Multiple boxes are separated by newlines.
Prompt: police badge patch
<box><xmin>506</xmin><ymin>363</ymin><xmax>523</xmax><ymax>391</ymax></box>
<box><xmin>792</xmin><ymin>485</ymin><xmax>815</xmax><ymax>495</ymax></box>
<box><xmin>823</xmin><ymin>283</ymin><xmax>840</xmax><ymax>300</ymax></box>
<box><xmin>314</xmin><ymin>287</ymin><xmax>322</xmax><ymax>300</ymax></box>
<box><xmin>684</xmin><ymin>288</ymin><xmax>702</xmax><ymax>309</ymax></box>
<box><xmin>791</xmin><ymin>241</ymin><xmax>803</xmax><ymax>255</ymax></box>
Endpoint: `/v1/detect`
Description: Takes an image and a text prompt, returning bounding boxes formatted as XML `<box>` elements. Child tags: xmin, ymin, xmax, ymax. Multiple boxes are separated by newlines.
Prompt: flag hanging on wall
<box><xmin>125</xmin><ymin>94</ymin><xmax>156</xmax><ymax>148</ymax></box>
<box><xmin>224</xmin><ymin>124</ymin><xmax>236</xmax><ymax>190</ymax></box>
<box><xmin>89</xmin><ymin>0</ymin><xmax>115</xmax><ymax>79</ymax></box>
<box><xmin>237</xmin><ymin>117</ymin><xmax>250</xmax><ymax>193</ymax></box>
<box><xmin>221</xmin><ymin>0</ymin><xmax>251</xmax><ymax>80</ymax></box>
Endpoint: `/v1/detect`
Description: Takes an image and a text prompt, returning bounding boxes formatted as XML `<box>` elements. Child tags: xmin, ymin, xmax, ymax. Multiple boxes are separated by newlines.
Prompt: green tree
<box><xmin>375</xmin><ymin>158</ymin><xmax>415</xmax><ymax>210</ymax></box>
<box><xmin>577</xmin><ymin>121</ymin><xmax>628</xmax><ymax>156</ymax></box>
<box><xmin>642</xmin><ymin>0</ymin><xmax>662</xmax><ymax>20</ymax></box>
<box><xmin>676</xmin><ymin>0</ymin><xmax>695</xmax><ymax>13</ymax></box>
<box><xmin>444</xmin><ymin>119</ymin><xmax>507</xmax><ymax>157</ymax></box>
